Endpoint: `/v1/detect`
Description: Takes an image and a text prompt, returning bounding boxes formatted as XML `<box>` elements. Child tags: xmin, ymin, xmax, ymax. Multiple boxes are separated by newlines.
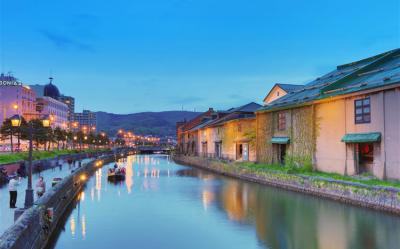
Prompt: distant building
<box><xmin>73</xmin><ymin>110</ymin><xmax>97</xmax><ymax>132</ymax></box>
<box><xmin>0</xmin><ymin>74</ymin><xmax>37</xmax><ymax>124</ymax></box>
<box><xmin>176</xmin><ymin>108</ymin><xmax>216</xmax><ymax>155</ymax></box>
<box><xmin>29</xmin><ymin>78</ymin><xmax>71</xmax><ymax>129</ymax></box>
<box><xmin>178</xmin><ymin>103</ymin><xmax>261</xmax><ymax>161</ymax></box>
<box><xmin>36</xmin><ymin>96</ymin><xmax>68</xmax><ymax>129</ymax></box>
<box><xmin>59</xmin><ymin>95</ymin><xmax>75</xmax><ymax>121</ymax></box>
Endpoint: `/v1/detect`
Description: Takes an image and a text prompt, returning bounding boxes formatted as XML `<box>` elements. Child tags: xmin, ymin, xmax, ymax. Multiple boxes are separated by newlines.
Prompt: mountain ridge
<box><xmin>95</xmin><ymin>111</ymin><xmax>201</xmax><ymax>137</ymax></box>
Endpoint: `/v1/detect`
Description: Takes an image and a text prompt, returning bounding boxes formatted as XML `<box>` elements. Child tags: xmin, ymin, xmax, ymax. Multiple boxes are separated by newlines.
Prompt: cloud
<box><xmin>38</xmin><ymin>30</ymin><xmax>94</xmax><ymax>51</ymax></box>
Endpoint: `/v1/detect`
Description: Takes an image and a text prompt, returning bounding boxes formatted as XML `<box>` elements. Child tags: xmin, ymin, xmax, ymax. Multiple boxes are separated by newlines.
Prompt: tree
<box><xmin>88</xmin><ymin>132</ymin><xmax>96</xmax><ymax>148</ymax></box>
<box><xmin>76</xmin><ymin>131</ymin><xmax>85</xmax><ymax>150</ymax></box>
<box><xmin>15</xmin><ymin>117</ymin><xmax>29</xmax><ymax>151</ymax></box>
<box><xmin>66</xmin><ymin>131</ymin><xmax>74</xmax><ymax>149</ymax></box>
<box><xmin>0</xmin><ymin>119</ymin><xmax>14</xmax><ymax>152</ymax></box>
<box><xmin>28</xmin><ymin>119</ymin><xmax>51</xmax><ymax>151</ymax></box>
<box><xmin>54</xmin><ymin>127</ymin><xmax>65</xmax><ymax>150</ymax></box>
<box><xmin>0</xmin><ymin>117</ymin><xmax>29</xmax><ymax>152</ymax></box>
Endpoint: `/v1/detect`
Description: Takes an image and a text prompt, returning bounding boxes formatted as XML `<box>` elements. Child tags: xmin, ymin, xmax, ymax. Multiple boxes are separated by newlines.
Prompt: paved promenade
<box><xmin>0</xmin><ymin>158</ymin><xmax>93</xmax><ymax>235</ymax></box>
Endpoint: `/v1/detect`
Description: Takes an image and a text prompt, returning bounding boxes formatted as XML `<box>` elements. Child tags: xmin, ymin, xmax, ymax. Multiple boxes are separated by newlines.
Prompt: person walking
<box><xmin>36</xmin><ymin>176</ymin><xmax>46</xmax><ymax>197</ymax></box>
<box><xmin>8</xmin><ymin>176</ymin><xmax>20</xmax><ymax>208</ymax></box>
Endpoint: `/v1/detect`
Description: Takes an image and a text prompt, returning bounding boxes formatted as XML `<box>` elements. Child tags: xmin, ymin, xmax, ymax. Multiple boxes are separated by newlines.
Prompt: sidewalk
<box><xmin>0</xmin><ymin>158</ymin><xmax>93</xmax><ymax>235</ymax></box>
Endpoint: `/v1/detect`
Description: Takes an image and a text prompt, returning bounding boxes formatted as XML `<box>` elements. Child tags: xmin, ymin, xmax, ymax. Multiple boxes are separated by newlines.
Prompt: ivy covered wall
<box><xmin>256</xmin><ymin>105</ymin><xmax>317</xmax><ymax>168</ymax></box>
<box><xmin>256</xmin><ymin>112</ymin><xmax>273</xmax><ymax>163</ymax></box>
<box><xmin>288</xmin><ymin>106</ymin><xmax>316</xmax><ymax>169</ymax></box>
<box><xmin>222</xmin><ymin>118</ymin><xmax>257</xmax><ymax>161</ymax></box>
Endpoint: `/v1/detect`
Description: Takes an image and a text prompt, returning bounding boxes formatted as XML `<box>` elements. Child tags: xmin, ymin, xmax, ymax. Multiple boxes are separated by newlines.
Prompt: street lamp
<box><xmin>11</xmin><ymin>114</ymin><xmax>50</xmax><ymax>208</ymax></box>
<box><xmin>10</xmin><ymin>114</ymin><xmax>22</xmax><ymax>127</ymax></box>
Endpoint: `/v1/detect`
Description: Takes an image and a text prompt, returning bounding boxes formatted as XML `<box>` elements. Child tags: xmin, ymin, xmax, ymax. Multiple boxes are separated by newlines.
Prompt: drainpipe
<box><xmin>382</xmin><ymin>91</ymin><xmax>387</xmax><ymax>180</ymax></box>
<box><xmin>312</xmin><ymin>104</ymin><xmax>316</xmax><ymax>170</ymax></box>
<box><xmin>344</xmin><ymin>98</ymin><xmax>348</xmax><ymax>176</ymax></box>
<box><xmin>290</xmin><ymin>109</ymin><xmax>293</xmax><ymax>159</ymax></box>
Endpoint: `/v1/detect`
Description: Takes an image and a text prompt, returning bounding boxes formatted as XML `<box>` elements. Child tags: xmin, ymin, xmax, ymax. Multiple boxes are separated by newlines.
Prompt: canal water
<box><xmin>48</xmin><ymin>155</ymin><xmax>400</xmax><ymax>249</ymax></box>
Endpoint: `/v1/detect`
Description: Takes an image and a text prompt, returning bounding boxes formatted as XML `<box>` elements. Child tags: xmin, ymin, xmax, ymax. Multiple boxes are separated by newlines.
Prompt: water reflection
<box><xmin>81</xmin><ymin>215</ymin><xmax>86</xmax><ymax>239</ymax></box>
<box><xmin>125</xmin><ymin>156</ymin><xmax>133</xmax><ymax>193</ymax></box>
<box><xmin>202</xmin><ymin>190</ymin><xmax>215</xmax><ymax>211</ymax></box>
<box><xmin>49</xmin><ymin>155</ymin><xmax>400</xmax><ymax>249</ymax></box>
<box><xmin>70</xmin><ymin>217</ymin><xmax>75</xmax><ymax>237</ymax></box>
<box><xmin>178</xmin><ymin>167</ymin><xmax>400</xmax><ymax>249</ymax></box>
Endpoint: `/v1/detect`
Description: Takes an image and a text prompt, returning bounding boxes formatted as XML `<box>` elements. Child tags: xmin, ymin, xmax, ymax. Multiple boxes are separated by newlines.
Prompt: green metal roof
<box><xmin>271</xmin><ymin>137</ymin><xmax>290</xmax><ymax>144</ymax></box>
<box><xmin>257</xmin><ymin>48</ymin><xmax>400</xmax><ymax>113</ymax></box>
<box><xmin>341</xmin><ymin>132</ymin><xmax>381</xmax><ymax>143</ymax></box>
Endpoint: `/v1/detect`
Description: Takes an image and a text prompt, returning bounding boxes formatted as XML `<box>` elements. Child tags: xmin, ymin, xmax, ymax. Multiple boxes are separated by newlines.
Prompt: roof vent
<box><xmin>383</xmin><ymin>77</ymin><xmax>391</xmax><ymax>81</ymax></box>
<box><xmin>360</xmin><ymin>82</ymin><xmax>368</xmax><ymax>87</ymax></box>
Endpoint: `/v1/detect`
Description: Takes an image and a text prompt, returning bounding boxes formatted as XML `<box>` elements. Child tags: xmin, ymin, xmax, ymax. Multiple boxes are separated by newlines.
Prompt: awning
<box><xmin>341</xmin><ymin>132</ymin><xmax>381</xmax><ymax>143</ymax></box>
<box><xmin>271</xmin><ymin>137</ymin><xmax>290</xmax><ymax>144</ymax></box>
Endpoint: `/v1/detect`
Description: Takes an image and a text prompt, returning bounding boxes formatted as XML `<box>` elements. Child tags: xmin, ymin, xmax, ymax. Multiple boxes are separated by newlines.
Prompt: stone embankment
<box><xmin>174</xmin><ymin>155</ymin><xmax>400</xmax><ymax>215</ymax></box>
<box><xmin>0</xmin><ymin>151</ymin><xmax>125</xmax><ymax>249</ymax></box>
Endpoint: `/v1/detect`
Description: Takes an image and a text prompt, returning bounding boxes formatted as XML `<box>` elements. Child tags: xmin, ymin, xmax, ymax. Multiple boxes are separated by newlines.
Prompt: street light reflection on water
<box><xmin>48</xmin><ymin>155</ymin><xmax>400</xmax><ymax>249</ymax></box>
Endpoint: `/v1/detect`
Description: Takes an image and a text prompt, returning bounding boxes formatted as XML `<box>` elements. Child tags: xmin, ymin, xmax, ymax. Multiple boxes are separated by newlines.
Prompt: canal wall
<box><xmin>0</xmin><ymin>152</ymin><xmax>122</xmax><ymax>249</ymax></box>
<box><xmin>174</xmin><ymin>155</ymin><xmax>400</xmax><ymax>215</ymax></box>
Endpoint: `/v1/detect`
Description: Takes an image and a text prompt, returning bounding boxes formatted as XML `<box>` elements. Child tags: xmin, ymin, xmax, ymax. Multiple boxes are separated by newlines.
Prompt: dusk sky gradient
<box><xmin>1</xmin><ymin>0</ymin><xmax>399</xmax><ymax>114</ymax></box>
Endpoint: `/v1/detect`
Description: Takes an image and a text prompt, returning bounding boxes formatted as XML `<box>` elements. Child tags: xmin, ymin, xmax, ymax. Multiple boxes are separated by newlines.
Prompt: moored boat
<box><xmin>107</xmin><ymin>167</ymin><xmax>126</xmax><ymax>181</ymax></box>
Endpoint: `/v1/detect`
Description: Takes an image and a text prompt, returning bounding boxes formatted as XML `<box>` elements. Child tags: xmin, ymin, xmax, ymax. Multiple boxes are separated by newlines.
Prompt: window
<box><xmin>355</xmin><ymin>97</ymin><xmax>371</xmax><ymax>124</ymax></box>
<box><xmin>278</xmin><ymin>112</ymin><xmax>286</xmax><ymax>130</ymax></box>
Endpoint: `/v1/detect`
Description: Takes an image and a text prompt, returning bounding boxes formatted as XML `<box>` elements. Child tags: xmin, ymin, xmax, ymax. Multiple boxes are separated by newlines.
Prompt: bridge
<box><xmin>135</xmin><ymin>146</ymin><xmax>173</xmax><ymax>154</ymax></box>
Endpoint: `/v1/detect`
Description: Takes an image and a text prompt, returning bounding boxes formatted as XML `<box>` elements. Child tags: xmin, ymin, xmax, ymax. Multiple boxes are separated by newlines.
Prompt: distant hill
<box><xmin>95</xmin><ymin>111</ymin><xmax>201</xmax><ymax>137</ymax></box>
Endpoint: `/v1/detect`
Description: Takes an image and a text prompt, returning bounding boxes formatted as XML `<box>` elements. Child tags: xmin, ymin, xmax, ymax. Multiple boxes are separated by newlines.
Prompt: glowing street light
<box><xmin>42</xmin><ymin>115</ymin><xmax>51</xmax><ymax>127</ymax></box>
<box><xmin>11</xmin><ymin>114</ymin><xmax>51</xmax><ymax>208</ymax></box>
<box><xmin>10</xmin><ymin>114</ymin><xmax>22</xmax><ymax>127</ymax></box>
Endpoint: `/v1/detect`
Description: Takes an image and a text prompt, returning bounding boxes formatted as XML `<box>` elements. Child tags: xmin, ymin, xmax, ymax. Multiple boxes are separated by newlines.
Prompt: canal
<box><xmin>48</xmin><ymin>155</ymin><xmax>400</xmax><ymax>249</ymax></box>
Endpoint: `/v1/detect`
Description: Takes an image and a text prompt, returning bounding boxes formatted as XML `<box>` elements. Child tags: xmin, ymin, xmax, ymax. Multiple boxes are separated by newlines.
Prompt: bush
<box><xmin>284</xmin><ymin>154</ymin><xmax>313</xmax><ymax>173</ymax></box>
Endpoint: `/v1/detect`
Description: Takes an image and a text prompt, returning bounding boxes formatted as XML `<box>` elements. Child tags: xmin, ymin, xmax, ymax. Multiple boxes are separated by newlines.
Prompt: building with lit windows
<box><xmin>36</xmin><ymin>96</ymin><xmax>68</xmax><ymax>129</ymax></box>
<box><xmin>0</xmin><ymin>74</ymin><xmax>37</xmax><ymax>125</ymax></box>
<box><xmin>34</xmin><ymin>78</ymin><xmax>69</xmax><ymax>129</ymax></box>
<box><xmin>59</xmin><ymin>95</ymin><xmax>75</xmax><ymax>121</ymax></box>
<box><xmin>73</xmin><ymin>110</ymin><xmax>97</xmax><ymax>132</ymax></box>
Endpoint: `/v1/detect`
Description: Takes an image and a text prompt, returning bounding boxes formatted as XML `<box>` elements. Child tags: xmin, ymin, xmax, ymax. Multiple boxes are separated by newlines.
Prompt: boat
<box><xmin>107</xmin><ymin>167</ymin><xmax>126</xmax><ymax>181</ymax></box>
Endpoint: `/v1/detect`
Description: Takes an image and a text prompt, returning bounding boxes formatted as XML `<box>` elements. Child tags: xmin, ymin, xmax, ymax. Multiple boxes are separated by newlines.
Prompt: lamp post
<box><xmin>11</xmin><ymin>114</ymin><xmax>50</xmax><ymax>208</ymax></box>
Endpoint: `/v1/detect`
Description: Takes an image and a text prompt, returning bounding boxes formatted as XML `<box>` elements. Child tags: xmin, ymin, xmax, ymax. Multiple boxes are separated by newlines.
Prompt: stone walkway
<box><xmin>0</xmin><ymin>158</ymin><xmax>93</xmax><ymax>235</ymax></box>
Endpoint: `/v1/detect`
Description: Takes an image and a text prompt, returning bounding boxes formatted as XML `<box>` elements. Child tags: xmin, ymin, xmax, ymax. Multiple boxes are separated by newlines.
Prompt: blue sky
<box><xmin>1</xmin><ymin>0</ymin><xmax>399</xmax><ymax>114</ymax></box>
